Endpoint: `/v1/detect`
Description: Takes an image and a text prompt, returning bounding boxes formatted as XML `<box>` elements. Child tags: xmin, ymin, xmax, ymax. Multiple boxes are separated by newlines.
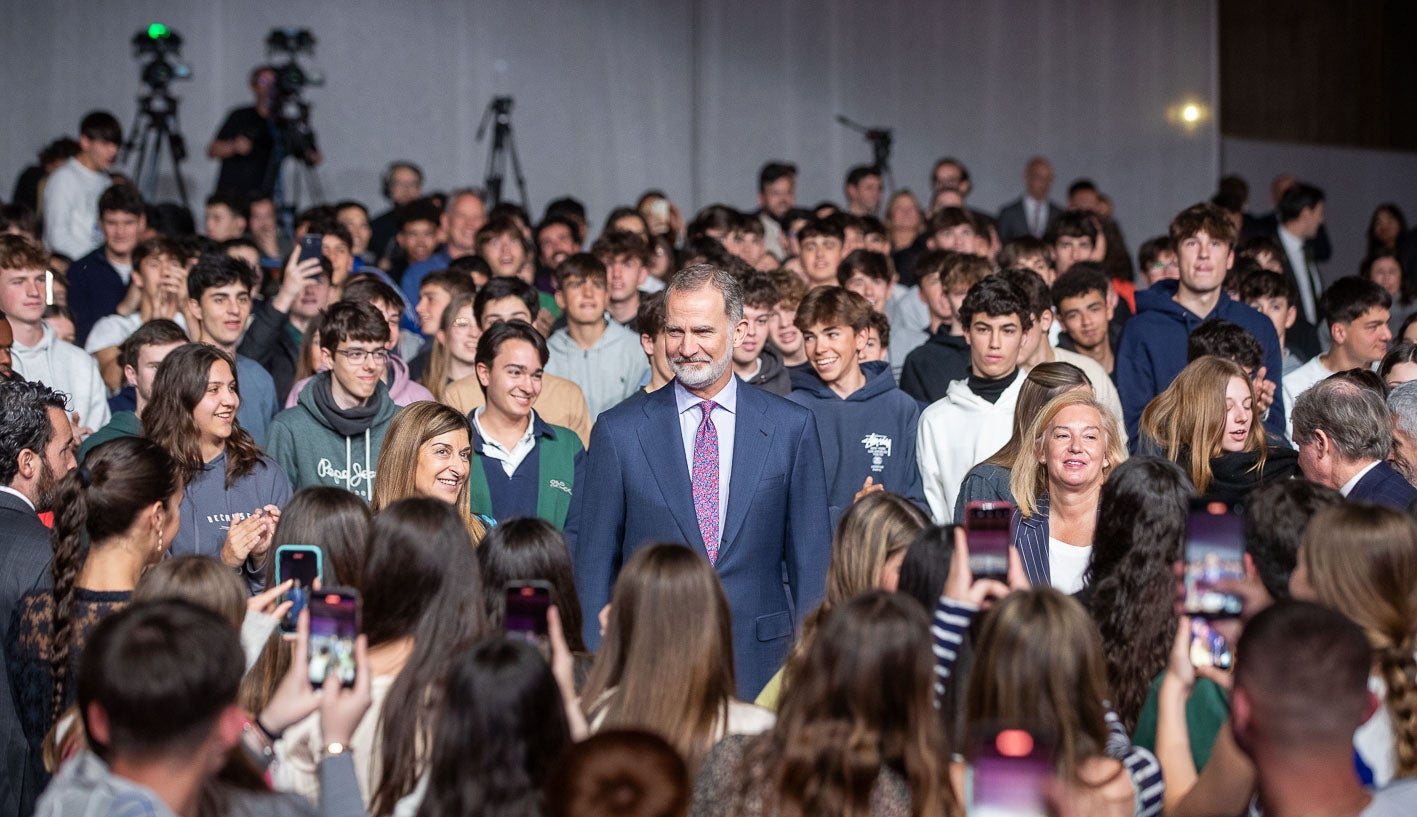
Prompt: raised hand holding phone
<box><xmin>943</xmin><ymin>526</ymin><xmax>1013</xmax><ymax>608</ymax></box>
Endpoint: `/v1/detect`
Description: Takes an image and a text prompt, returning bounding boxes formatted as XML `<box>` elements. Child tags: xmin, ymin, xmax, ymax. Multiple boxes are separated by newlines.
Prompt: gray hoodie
<box><xmin>168</xmin><ymin>450</ymin><xmax>292</xmax><ymax>592</ymax></box>
<box><xmin>37</xmin><ymin>751</ymin><xmax>365</xmax><ymax>817</ymax></box>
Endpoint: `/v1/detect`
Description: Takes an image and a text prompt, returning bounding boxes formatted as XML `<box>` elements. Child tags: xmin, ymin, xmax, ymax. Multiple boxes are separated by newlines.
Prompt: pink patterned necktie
<box><xmin>692</xmin><ymin>400</ymin><xmax>720</xmax><ymax>563</ymax></box>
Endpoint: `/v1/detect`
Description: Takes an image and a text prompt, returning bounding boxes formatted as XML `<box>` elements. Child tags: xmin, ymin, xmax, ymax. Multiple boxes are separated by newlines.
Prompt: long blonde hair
<box><xmin>1301</xmin><ymin>504</ymin><xmax>1417</xmax><ymax>778</ymax></box>
<box><xmin>420</xmin><ymin>292</ymin><xmax>476</xmax><ymax>402</ymax></box>
<box><xmin>985</xmin><ymin>362</ymin><xmax>1093</xmax><ymax>469</ymax></box>
<box><xmin>372</xmin><ymin>401</ymin><xmax>485</xmax><ymax>544</ymax></box>
<box><xmin>1140</xmin><ymin>355</ymin><xmax>1267</xmax><ymax>494</ymax></box>
<box><xmin>1010</xmin><ymin>391</ymin><xmax>1126</xmax><ymax>517</ymax></box>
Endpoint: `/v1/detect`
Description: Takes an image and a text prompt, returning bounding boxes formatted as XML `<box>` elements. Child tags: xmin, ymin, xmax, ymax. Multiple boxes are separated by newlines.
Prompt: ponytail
<box><xmin>45</xmin><ymin>438</ymin><xmax>179</xmax><ymax>725</ymax></box>
<box><xmin>1379</xmin><ymin>644</ymin><xmax>1417</xmax><ymax>777</ymax></box>
<box><xmin>48</xmin><ymin>467</ymin><xmax>91</xmax><ymax>725</ymax></box>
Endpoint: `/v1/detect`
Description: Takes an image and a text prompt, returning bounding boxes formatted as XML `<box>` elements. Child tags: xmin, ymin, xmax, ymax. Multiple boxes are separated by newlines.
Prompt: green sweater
<box><xmin>78</xmin><ymin>411</ymin><xmax>143</xmax><ymax>461</ymax></box>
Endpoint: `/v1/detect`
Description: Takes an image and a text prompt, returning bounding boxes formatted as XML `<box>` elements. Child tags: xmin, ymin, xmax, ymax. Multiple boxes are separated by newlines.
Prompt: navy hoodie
<box><xmin>1116</xmin><ymin>279</ymin><xmax>1285</xmax><ymax>448</ymax></box>
<box><xmin>788</xmin><ymin>360</ymin><xmax>927</xmax><ymax>522</ymax></box>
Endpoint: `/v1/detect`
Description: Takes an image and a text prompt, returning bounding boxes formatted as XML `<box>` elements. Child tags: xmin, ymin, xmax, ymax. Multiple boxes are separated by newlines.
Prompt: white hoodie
<box><xmin>11</xmin><ymin>322</ymin><xmax>110</xmax><ymax>433</ymax></box>
<box><xmin>917</xmin><ymin>373</ymin><xmax>1025</xmax><ymax>522</ymax></box>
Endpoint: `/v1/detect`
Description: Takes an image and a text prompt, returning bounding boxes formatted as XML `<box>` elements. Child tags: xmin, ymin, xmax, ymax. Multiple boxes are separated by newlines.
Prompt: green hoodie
<box><xmin>78</xmin><ymin>411</ymin><xmax>143</xmax><ymax>461</ymax></box>
<box><xmin>266</xmin><ymin>374</ymin><xmax>399</xmax><ymax>500</ymax></box>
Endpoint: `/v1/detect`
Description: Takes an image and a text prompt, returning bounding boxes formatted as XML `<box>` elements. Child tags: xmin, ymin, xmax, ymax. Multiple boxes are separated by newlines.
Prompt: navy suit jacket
<box><xmin>996</xmin><ymin>198</ymin><xmax>1063</xmax><ymax>243</ymax></box>
<box><xmin>567</xmin><ymin>378</ymin><xmax>832</xmax><ymax>698</ymax></box>
<box><xmin>0</xmin><ymin>490</ymin><xmax>52</xmax><ymax>817</ymax></box>
<box><xmin>1347</xmin><ymin>461</ymin><xmax>1417</xmax><ymax>510</ymax></box>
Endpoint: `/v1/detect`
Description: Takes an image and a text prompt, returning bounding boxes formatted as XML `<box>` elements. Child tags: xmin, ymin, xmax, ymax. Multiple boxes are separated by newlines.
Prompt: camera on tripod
<box><xmin>264</xmin><ymin>28</ymin><xmax>323</xmax><ymax>167</ymax></box>
<box><xmin>131</xmin><ymin>23</ymin><xmax>191</xmax><ymax>91</ymax></box>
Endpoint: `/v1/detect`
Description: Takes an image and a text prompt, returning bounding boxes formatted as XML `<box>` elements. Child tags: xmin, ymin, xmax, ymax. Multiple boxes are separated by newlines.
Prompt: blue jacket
<box><xmin>399</xmin><ymin>249</ymin><xmax>451</xmax><ymax>334</ymax></box>
<box><xmin>566</xmin><ymin>378</ymin><xmax>832</xmax><ymax>699</ymax></box>
<box><xmin>1116</xmin><ymin>280</ymin><xmax>1285</xmax><ymax>449</ymax></box>
<box><xmin>1347</xmin><ymin>460</ymin><xmax>1417</xmax><ymax>510</ymax></box>
<box><xmin>787</xmin><ymin>360</ymin><xmax>926</xmax><ymax>522</ymax></box>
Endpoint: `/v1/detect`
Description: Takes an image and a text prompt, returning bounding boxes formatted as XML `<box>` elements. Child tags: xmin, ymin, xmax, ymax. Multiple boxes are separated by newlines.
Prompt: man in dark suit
<box><xmin>996</xmin><ymin>156</ymin><xmax>1064</xmax><ymax>243</ymax></box>
<box><xmin>568</xmin><ymin>264</ymin><xmax>832</xmax><ymax>698</ymax></box>
<box><xmin>1292</xmin><ymin>376</ymin><xmax>1417</xmax><ymax>510</ymax></box>
<box><xmin>1258</xmin><ymin>182</ymin><xmax>1328</xmax><ymax>361</ymax></box>
<box><xmin>0</xmin><ymin>380</ymin><xmax>77</xmax><ymax>817</ymax></box>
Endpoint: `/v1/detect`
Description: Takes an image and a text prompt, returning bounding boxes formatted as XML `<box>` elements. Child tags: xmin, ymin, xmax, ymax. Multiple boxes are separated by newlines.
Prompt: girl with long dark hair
<box><xmin>143</xmin><ymin>343</ymin><xmax>290</xmax><ymax>587</ymax></box>
<box><xmin>7</xmin><ymin>437</ymin><xmax>180</xmax><ymax>791</ymax></box>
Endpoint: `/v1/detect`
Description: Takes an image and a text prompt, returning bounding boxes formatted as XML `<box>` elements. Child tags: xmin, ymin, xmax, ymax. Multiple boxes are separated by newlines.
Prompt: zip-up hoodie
<box><xmin>1115</xmin><ymin>279</ymin><xmax>1285</xmax><ymax>448</ymax></box>
<box><xmin>788</xmin><ymin>360</ymin><xmax>926</xmax><ymax>522</ymax></box>
<box><xmin>267</xmin><ymin>372</ymin><xmax>399</xmax><ymax>500</ymax></box>
<box><xmin>169</xmin><ymin>449</ymin><xmax>292</xmax><ymax>591</ymax></box>
<box><xmin>283</xmin><ymin>353</ymin><xmax>434</xmax><ymax>409</ymax></box>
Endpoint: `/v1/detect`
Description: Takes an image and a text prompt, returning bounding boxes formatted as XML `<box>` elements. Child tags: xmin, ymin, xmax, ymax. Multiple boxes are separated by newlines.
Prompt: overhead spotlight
<box><xmin>1167</xmin><ymin>99</ymin><xmax>1211</xmax><ymax>132</ymax></box>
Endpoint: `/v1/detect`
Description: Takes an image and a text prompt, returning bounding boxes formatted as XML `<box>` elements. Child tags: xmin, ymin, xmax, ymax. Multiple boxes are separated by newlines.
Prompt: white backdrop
<box><xmin>2</xmin><ymin>0</ymin><xmax>1219</xmax><ymax>250</ymax></box>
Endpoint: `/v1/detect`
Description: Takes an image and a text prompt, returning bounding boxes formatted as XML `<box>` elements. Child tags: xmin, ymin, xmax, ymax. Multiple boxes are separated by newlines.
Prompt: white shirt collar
<box><xmin>0</xmin><ymin>485</ymin><xmax>36</xmax><ymax>512</ymax></box>
<box><xmin>1339</xmin><ymin>460</ymin><xmax>1382</xmax><ymax>497</ymax></box>
<box><xmin>1277</xmin><ymin>224</ymin><xmax>1304</xmax><ymax>255</ymax></box>
<box><xmin>674</xmin><ymin>373</ymin><xmax>739</xmax><ymax>416</ymax></box>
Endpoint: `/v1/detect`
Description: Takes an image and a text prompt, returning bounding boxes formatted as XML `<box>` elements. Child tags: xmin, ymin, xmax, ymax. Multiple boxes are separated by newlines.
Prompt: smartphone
<box><xmin>965</xmin><ymin>501</ymin><xmax>1014</xmax><ymax>582</ymax></box>
<box><xmin>298</xmin><ymin>233</ymin><xmax>323</xmax><ymax>265</ymax></box>
<box><xmin>1183</xmin><ymin>501</ymin><xmax>1246</xmax><ymax>618</ymax></box>
<box><xmin>275</xmin><ymin>545</ymin><xmax>323</xmax><ymax>635</ymax></box>
<box><xmin>307</xmin><ymin>588</ymin><xmax>359</xmax><ymax>689</ymax></box>
<box><xmin>969</xmin><ymin>726</ymin><xmax>1054</xmax><ymax>817</ymax></box>
<box><xmin>1189</xmin><ymin>618</ymin><xmax>1234</xmax><ymax>670</ymax></box>
<box><xmin>504</xmin><ymin>581</ymin><xmax>552</xmax><ymax>646</ymax></box>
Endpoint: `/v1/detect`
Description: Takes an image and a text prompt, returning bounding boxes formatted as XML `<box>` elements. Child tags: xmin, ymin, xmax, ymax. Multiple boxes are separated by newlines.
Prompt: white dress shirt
<box><xmin>1278</xmin><ymin>225</ymin><xmax>1318</xmax><ymax>324</ymax></box>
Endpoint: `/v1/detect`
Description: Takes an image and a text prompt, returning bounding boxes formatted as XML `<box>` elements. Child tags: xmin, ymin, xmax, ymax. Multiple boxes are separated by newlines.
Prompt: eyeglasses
<box><xmin>452</xmin><ymin>317</ymin><xmax>474</xmax><ymax>330</ymax></box>
<box><xmin>334</xmin><ymin>348</ymin><xmax>389</xmax><ymax>365</ymax></box>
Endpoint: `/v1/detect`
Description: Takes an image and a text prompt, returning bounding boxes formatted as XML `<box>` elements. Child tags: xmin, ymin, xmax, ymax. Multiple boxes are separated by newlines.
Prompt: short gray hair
<box><xmin>445</xmin><ymin>187</ymin><xmax>487</xmax><ymax>214</ymax></box>
<box><xmin>667</xmin><ymin>263</ymin><xmax>744</xmax><ymax>323</ymax></box>
<box><xmin>1389</xmin><ymin>381</ymin><xmax>1417</xmax><ymax>444</ymax></box>
<box><xmin>1292</xmin><ymin>377</ymin><xmax>1391</xmax><ymax>461</ymax></box>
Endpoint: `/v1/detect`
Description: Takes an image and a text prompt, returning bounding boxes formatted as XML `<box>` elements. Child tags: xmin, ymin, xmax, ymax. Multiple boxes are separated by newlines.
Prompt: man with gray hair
<box><xmin>399</xmin><ymin>187</ymin><xmax>488</xmax><ymax>327</ymax></box>
<box><xmin>1292</xmin><ymin>376</ymin><xmax>1417</xmax><ymax>508</ymax></box>
<box><xmin>1387</xmin><ymin>381</ymin><xmax>1417</xmax><ymax>487</ymax></box>
<box><xmin>568</xmin><ymin>263</ymin><xmax>832</xmax><ymax>699</ymax></box>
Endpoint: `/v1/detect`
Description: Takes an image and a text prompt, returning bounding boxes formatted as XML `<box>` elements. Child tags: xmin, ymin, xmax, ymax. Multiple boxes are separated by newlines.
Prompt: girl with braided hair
<box><xmin>5</xmin><ymin>436</ymin><xmax>180</xmax><ymax>791</ymax></box>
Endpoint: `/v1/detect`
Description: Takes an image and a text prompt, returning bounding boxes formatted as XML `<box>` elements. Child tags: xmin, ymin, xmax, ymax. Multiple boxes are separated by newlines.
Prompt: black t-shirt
<box><xmin>213</xmin><ymin>106</ymin><xmax>276</xmax><ymax>198</ymax></box>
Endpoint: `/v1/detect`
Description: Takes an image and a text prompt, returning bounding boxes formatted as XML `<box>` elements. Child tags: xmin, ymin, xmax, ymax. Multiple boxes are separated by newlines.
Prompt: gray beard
<box><xmin>670</xmin><ymin>349</ymin><xmax>731</xmax><ymax>389</ymax></box>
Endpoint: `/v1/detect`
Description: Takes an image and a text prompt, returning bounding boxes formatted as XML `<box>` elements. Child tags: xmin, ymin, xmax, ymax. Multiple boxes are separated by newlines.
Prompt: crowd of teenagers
<box><xmin>0</xmin><ymin>99</ymin><xmax>1416</xmax><ymax>817</ymax></box>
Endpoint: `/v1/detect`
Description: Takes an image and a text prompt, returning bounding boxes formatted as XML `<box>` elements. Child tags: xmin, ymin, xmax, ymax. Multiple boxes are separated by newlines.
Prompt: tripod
<box><xmin>121</xmin><ymin>88</ymin><xmax>191</xmax><ymax>208</ymax></box>
<box><xmin>835</xmin><ymin>114</ymin><xmax>896</xmax><ymax>195</ymax></box>
<box><xmin>265</xmin><ymin>94</ymin><xmax>325</xmax><ymax>235</ymax></box>
<box><xmin>477</xmin><ymin>96</ymin><xmax>529</xmax><ymax>209</ymax></box>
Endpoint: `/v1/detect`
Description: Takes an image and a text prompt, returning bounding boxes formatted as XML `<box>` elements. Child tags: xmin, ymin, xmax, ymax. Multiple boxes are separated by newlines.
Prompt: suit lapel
<box><xmin>720</xmin><ymin>387</ymin><xmax>774</xmax><ymax>561</ymax></box>
<box><xmin>636</xmin><ymin>387</ymin><xmax>708</xmax><ymax>555</ymax></box>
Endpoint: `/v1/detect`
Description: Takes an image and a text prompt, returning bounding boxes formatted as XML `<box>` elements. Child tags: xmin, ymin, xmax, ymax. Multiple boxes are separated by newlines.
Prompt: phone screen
<box><xmin>308</xmin><ymin>590</ymin><xmax>359</xmax><ymax>689</ymax></box>
<box><xmin>1190</xmin><ymin>618</ymin><xmax>1234</xmax><ymax>670</ymax></box>
<box><xmin>298</xmin><ymin>233</ymin><xmax>323</xmax><ymax>264</ymax></box>
<box><xmin>966</xmin><ymin>502</ymin><xmax>1013</xmax><ymax>582</ymax></box>
<box><xmin>277</xmin><ymin>546</ymin><xmax>322</xmax><ymax>635</ymax></box>
<box><xmin>970</xmin><ymin>728</ymin><xmax>1053</xmax><ymax>817</ymax></box>
<box><xmin>504</xmin><ymin>582</ymin><xmax>551</xmax><ymax>644</ymax></box>
<box><xmin>1183</xmin><ymin>502</ymin><xmax>1246</xmax><ymax>618</ymax></box>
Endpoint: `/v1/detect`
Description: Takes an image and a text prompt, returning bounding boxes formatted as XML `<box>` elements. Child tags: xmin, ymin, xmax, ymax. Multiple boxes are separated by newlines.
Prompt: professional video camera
<box><xmin>264</xmin><ymin>27</ymin><xmax>324</xmax><ymax>166</ymax></box>
<box><xmin>131</xmin><ymin>23</ymin><xmax>191</xmax><ymax>90</ymax></box>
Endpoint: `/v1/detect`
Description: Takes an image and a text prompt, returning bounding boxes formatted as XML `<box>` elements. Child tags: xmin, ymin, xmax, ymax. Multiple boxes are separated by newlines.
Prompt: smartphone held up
<box><xmin>308</xmin><ymin>588</ymin><xmax>360</xmax><ymax>689</ymax></box>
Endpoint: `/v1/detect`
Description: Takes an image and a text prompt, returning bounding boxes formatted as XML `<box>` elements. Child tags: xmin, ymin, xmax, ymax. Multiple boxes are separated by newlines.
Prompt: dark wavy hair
<box><xmin>477</xmin><ymin>517</ymin><xmax>586</xmax><ymax>653</ymax></box>
<box><xmin>142</xmin><ymin>343</ymin><xmax>263</xmax><ymax>488</ymax></box>
<box><xmin>1083</xmin><ymin>457</ymin><xmax>1196</xmax><ymax>731</ymax></box>
<box><xmin>365</xmin><ymin>498</ymin><xmax>487</xmax><ymax>817</ymax></box>
<box><xmin>50</xmin><ymin>437</ymin><xmax>179</xmax><ymax>724</ymax></box>
<box><xmin>739</xmin><ymin>591</ymin><xmax>956</xmax><ymax>817</ymax></box>
<box><xmin>0</xmin><ymin>380</ymin><xmax>69</xmax><ymax>487</ymax></box>
<box><xmin>414</xmin><ymin>637</ymin><xmax>571</xmax><ymax>817</ymax></box>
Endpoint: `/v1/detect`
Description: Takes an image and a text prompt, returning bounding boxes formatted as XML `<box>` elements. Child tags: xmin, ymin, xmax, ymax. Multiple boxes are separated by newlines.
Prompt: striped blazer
<box><xmin>1011</xmin><ymin>495</ymin><xmax>1052</xmax><ymax>588</ymax></box>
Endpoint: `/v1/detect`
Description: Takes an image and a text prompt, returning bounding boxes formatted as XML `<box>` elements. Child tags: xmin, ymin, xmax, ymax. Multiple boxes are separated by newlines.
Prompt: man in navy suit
<box><xmin>1292</xmin><ymin>377</ymin><xmax>1417</xmax><ymax>509</ymax></box>
<box><xmin>996</xmin><ymin>156</ymin><xmax>1063</xmax><ymax>243</ymax></box>
<box><xmin>568</xmin><ymin>263</ymin><xmax>832</xmax><ymax>698</ymax></box>
<box><xmin>0</xmin><ymin>380</ymin><xmax>77</xmax><ymax>817</ymax></box>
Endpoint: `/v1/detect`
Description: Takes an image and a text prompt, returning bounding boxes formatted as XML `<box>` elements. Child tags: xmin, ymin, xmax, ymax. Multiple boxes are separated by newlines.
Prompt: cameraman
<box><xmin>207</xmin><ymin>66</ymin><xmax>320</xmax><ymax>199</ymax></box>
